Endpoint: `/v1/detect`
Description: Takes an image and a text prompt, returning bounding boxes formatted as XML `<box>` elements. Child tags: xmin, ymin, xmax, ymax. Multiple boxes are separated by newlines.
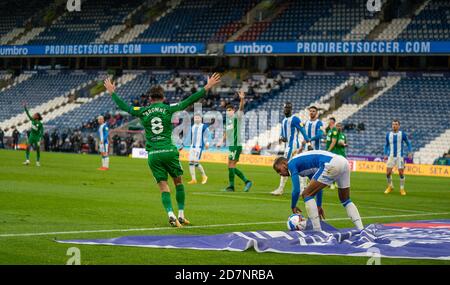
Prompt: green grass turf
<box><xmin>1</xmin><ymin>149</ymin><xmax>449</xmax><ymax>265</ymax></box>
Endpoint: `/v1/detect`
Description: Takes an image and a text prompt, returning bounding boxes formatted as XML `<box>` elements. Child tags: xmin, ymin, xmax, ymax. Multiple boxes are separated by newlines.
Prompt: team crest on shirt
<box><xmin>133</xmin><ymin>107</ymin><xmax>140</xmax><ymax>111</ymax></box>
<box><xmin>333</xmin><ymin>131</ymin><xmax>337</xmax><ymax>135</ymax></box>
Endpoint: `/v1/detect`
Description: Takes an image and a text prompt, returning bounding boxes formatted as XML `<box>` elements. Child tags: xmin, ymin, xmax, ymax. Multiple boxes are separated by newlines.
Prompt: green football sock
<box><xmin>234</xmin><ymin>168</ymin><xmax>249</xmax><ymax>183</ymax></box>
<box><xmin>161</xmin><ymin>192</ymin><xmax>173</xmax><ymax>213</ymax></box>
<box><xmin>228</xmin><ymin>168</ymin><xmax>235</xmax><ymax>187</ymax></box>
<box><xmin>26</xmin><ymin>147</ymin><xmax>30</xmax><ymax>160</ymax></box>
<box><xmin>175</xmin><ymin>184</ymin><xmax>185</xmax><ymax>210</ymax></box>
<box><xmin>36</xmin><ymin>147</ymin><xmax>40</xmax><ymax>162</ymax></box>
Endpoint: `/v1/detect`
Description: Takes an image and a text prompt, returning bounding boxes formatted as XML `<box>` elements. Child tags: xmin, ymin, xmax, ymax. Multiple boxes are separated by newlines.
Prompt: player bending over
<box><xmin>22</xmin><ymin>103</ymin><xmax>44</xmax><ymax>166</ymax></box>
<box><xmin>273</xmin><ymin>150</ymin><xmax>364</xmax><ymax>231</ymax></box>
<box><xmin>219</xmin><ymin>91</ymin><xmax>252</xmax><ymax>192</ymax></box>
<box><xmin>384</xmin><ymin>119</ymin><xmax>412</xmax><ymax>196</ymax></box>
<box><xmin>271</xmin><ymin>101</ymin><xmax>310</xmax><ymax>196</ymax></box>
<box><xmin>187</xmin><ymin>113</ymin><xmax>211</xmax><ymax>185</ymax></box>
<box><xmin>97</xmin><ymin>115</ymin><xmax>110</xmax><ymax>171</ymax></box>
<box><xmin>104</xmin><ymin>73</ymin><xmax>221</xmax><ymax>227</ymax></box>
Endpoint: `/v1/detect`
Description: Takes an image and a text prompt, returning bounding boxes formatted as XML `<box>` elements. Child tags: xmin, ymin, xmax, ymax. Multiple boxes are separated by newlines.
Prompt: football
<box><xmin>287</xmin><ymin>214</ymin><xmax>307</xmax><ymax>231</ymax></box>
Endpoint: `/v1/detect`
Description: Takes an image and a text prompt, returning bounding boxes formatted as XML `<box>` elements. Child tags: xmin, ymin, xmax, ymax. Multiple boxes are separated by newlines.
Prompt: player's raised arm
<box><xmin>104</xmin><ymin>78</ymin><xmax>141</xmax><ymax>117</ymax></box>
<box><xmin>170</xmin><ymin>73</ymin><xmax>221</xmax><ymax>113</ymax></box>
<box><xmin>238</xmin><ymin>90</ymin><xmax>245</xmax><ymax>112</ymax></box>
<box><xmin>22</xmin><ymin>102</ymin><xmax>33</xmax><ymax>121</ymax></box>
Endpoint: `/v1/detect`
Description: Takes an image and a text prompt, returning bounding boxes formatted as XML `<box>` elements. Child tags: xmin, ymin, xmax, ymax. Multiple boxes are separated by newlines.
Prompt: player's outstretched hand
<box><xmin>21</xmin><ymin>101</ymin><xmax>27</xmax><ymax>108</ymax></box>
<box><xmin>318</xmin><ymin>206</ymin><xmax>325</xmax><ymax>220</ymax></box>
<box><xmin>238</xmin><ymin>90</ymin><xmax>245</xmax><ymax>99</ymax></box>
<box><xmin>205</xmin><ymin>72</ymin><xmax>221</xmax><ymax>91</ymax></box>
<box><xmin>104</xmin><ymin>78</ymin><xmax>116</xmax><ymax>95</ymax></box>
<box><xmin>292</xmin><ymin>207</ymin><xmax>302</xmax><ymax>214</ymax></box>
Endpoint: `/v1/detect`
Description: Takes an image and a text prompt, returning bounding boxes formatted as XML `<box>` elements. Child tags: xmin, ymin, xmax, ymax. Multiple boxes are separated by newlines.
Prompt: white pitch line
<box><xmin>0</xmin><ymin>212</ymin><xmax>449</xmax><ymax>238</ymax></box>
<box><xmin>192</xmin><ymin>192</ymin><xmax>428</xmax><ymax>214</ymax></box>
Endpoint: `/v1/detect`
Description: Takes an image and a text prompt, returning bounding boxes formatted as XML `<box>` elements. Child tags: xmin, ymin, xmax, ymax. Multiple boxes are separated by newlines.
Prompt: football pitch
<box><xmin>1</xmin><ymin>149</ymin><xmax>449</xmax><ymax>265</ymax></box>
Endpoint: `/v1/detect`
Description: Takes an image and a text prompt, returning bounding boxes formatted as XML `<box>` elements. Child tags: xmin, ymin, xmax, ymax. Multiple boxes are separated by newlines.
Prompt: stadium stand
<box><xmin>242</xmin><ymin>0</ymin><xmax>379</xmax><ymax>41</ymax></box>
<box><xmin>398</xmin><ymin>0</ymin><xmax>450</xmax><ymax>40</ymax></box>
<box><xmin>342</xmin><ymin>75</ymin><xmax>450</xmax><ymax>157</ymax></box>
<box><xmin>29</xmin><ymin>0</ymin><xmax>143</xmax><ymax>45</ymax></box>
<box><xmin>0</xmin><ymin>71</ymin><xmax>95</xmax><ymax>134</ymax></box>
<box><xmin>0</xmin><ymin>0</ymin><xmax>51</xmax><ymax>40</ymax></box>
<box><xmin>45</xmin><ymin>72</ymin><xmax>168</xmax><ymax>130</ymax></box>
<box><xmin>133</xmin><ymin>0</ymin><xmax>260</xmax><ymax>43</ymax></box>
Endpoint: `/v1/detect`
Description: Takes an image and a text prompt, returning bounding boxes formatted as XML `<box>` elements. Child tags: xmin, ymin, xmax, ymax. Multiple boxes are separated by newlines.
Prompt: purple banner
<box><xmin>57</xmin><ymin>220</ymin><xmax>450</xmax><ymax>260</ymax></box>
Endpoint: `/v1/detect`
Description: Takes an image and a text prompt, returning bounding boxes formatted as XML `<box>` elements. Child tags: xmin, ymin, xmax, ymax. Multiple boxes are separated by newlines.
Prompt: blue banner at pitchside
<box><xmin>225</xmin><ymin>41</ymin><xmax>450</xmax><ymax>55</ymax></box>
<box><xmin>0</xmin><ymin>43</ymin><xmax>205</xmax><ymax>57</ymax></box>
<box><xmin>57</xmin><ymin>220</ymin><xmax>450</xmax><ymax>260</ymax></box>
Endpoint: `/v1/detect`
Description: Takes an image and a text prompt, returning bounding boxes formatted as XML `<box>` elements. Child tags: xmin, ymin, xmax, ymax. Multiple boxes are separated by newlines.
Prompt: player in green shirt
<box><xmin>219</xmin><ymin>91</ymin><xmax>252</xmax><ymax>192</ymax></box>
<box><xmin>22</xmin><ymin>103</ymin><xmax>44</xmax><ymax>166</ymax></box>
<box><xmin>334</xmin><ymin>122</ymin><xmax>348</xmax><ymax>158</ymax></box>
<box><xmin>104</xmin><ymin>73</ymin><xmax>221</xmax><ymax>227</ymax></box>
<box><xmin>326</xmin><ymin>117</ymin><xmax>339</xmax><ymax>153</ymax></box>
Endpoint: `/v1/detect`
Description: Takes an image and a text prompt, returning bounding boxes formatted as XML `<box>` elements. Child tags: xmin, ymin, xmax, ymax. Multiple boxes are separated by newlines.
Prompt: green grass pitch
<box><xmin>1</xmin><ymin>149</ymin><xmax>449</xmax><ymax>265</ymax></box>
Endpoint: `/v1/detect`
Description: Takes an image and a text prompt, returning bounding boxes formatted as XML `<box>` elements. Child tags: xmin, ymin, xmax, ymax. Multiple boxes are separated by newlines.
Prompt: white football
<box><xmin>287</xmin><ymin>214</ymin><xmax>307</xmax><ymax>231</ymax></box>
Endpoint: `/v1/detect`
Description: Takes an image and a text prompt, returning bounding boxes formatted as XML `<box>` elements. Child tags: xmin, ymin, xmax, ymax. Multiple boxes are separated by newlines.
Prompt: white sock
<box><xmin>400</xmin><ymin>176</ymin><xmax>405</xmax><ymax>190</ymax></box>
<box><xmin>344</xmin><ymin>202</ymin><xmax>364</xmax><ymax>230</ymax></box>
<box><xmin>178</xmin><ymin>210</ymin><xmax>184</xmax><ymax>219</ymax></box>
<box><xmin>278</xmin><ymin>176</ymin><xmax>288</xmax><ymax>190</ymax></box>
<box><xmin>189</xmin><ymin>164</ymin><xmax>196</xmax><ymax>180</ymax></box>
<box><xmin>105</xmin><ymin>157</ymin><xmax>109</xmax><ymax>168</ymax></box>
<box><xmin>305</xmin><ymin>199</ymin><xmax>321</xmax><ymax>231</ymax></box>
<box><xmin>197</xmin><ymin>164</ymin><xmax>206</xmax><ymax>176</ymax></box>
<box><xmin>168</xmin><ymin>211</ymin><xmax>176</xmax><ymax>219</ymax></box>
<box><xmin>101</xmin><ymin>157</ymin><xmax>105</xmax><ymax>167</ymax></box>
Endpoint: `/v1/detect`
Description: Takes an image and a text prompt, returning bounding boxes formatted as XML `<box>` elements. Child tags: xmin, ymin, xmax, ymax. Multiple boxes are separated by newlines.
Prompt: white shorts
<box><xmin>189</xmin><ymin>147</ymin><xmax>203</xmax><ymax>162</ymax></box>
<box><xmin>99</xmin><ymin>143</ymin><xmax>108</xmax><ymax>153</ymax></box>
<box><xmin>387</xmin><ymin>156</ymin><xmax>405</xmax><ymax>169</ymax></box>
<box><xmin>284</xmin><ymin>146</ymin><xmax>299</xmax><ymax>161</ymax></box>
<box><xmin>313</xmin><ymin>156</ymin><xmax>350</xmax><ymax>188</ymax></box>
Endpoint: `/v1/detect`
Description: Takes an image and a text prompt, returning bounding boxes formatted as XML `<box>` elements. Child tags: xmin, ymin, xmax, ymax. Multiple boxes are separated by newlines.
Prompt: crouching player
<box><xmin>273</xmin><ymin>150</ymin><xmax>364</xmax><ymax>231</ymax></box>
<box><xmin>187</xmin><ymin>113</ymin><xmax>211</xmax><ymax>185</ymax></box>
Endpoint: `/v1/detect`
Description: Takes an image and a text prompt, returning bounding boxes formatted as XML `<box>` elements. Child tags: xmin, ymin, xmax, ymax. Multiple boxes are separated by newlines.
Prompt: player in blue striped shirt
<box><xmin>271</xmin><ymin>102</ymin><xmax>310</xmax><ymax>196</ymax></box>
<box><xmin>384</xmin><ymin>119</ymin><xmax>412</xmax><ymax>196</ymax></box>
<box><xmin>273</xmin><ymin>150</ymin><xmax>364</xmax><ymax>231</ymax></box>
<box><xmin>304</xmin><ymin>106</ymin><xmax>324</xmax><ymax>150</ymax></box>
<box><xmin>187</xmin><ymin>113</ymin><xmax>211</xmax><ymax>185</ymax></box>
<box><xmin>97</xmin><ymin>116</ymin><xmax>109</xmax><ymax>170</ymax></box>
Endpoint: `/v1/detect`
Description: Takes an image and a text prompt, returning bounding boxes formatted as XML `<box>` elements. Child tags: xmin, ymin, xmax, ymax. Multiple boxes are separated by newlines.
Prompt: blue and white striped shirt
<box><xmin>190</xmin><ymin>123</ymin><xmax>210</xmax><ymax>149</ymax></box>
<box><xmin>281</xmin><ymin>115</ymin><xmax>309</xmax><ymax>153</ymax></box>
<box><xmin>384</xmin><ymin>131</ymin><xmax>412</xmax><ymax>158</ymax></box>
<box><xmin>305</xmin><ymin>119</ymin><xmax>324</xmax><ymax>150</ymax></box>
<box><xmin>98</xmin><ymin>123</ymin><xmax>109</xmax><ymax>144</ymax></box>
